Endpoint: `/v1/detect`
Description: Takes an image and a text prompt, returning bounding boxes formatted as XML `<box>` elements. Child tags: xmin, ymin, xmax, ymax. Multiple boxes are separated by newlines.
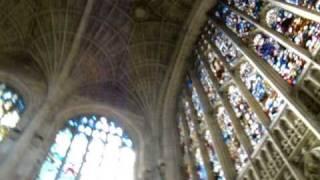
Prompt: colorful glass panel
<box><xmin>253</xmin><ymin>33</ymin><xmax>305</xmax><ymax>85</ymax></box>
<box><xmin>211</xmin><ymin>30</ymin><xmax>242</xmax><ymax>66</ymax></box>
<box><xmin>214</xmin><ymin>4</ymin><xmax>255</xmax><ymax>38</ymax></box>
<box><xmin>216</xmin><ymin>107</ymin><xmax>248</xmax><ymax>170</ymax></box>
<box><xmin>240</xmin><ymin>62</ymin><xmax>286</xmax><ymax>120</ymax></box>
<box><xmin>0</xmin><ymin>83</ymin><xmax>25</xmax><ymax>142</ymax></box>
<box><xmin>37</xmin><ymin>115</ymin><xmax>135</xmax><ymax>180</ymax></box>
<box><xmin>266</xmin><ymin>8</ymin><xmax>320</xmax><ymax>54</ymax></box>
<box><xmin>228</xmin><ymin>85</ymin><xmax>265</xmax><ymax>146</ymax></box>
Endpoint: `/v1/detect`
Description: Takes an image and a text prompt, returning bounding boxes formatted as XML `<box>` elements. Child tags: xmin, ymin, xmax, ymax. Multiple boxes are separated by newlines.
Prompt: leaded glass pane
<box><xmin>37</xmin><ymin>115</ymin><xmax>135</xmax><ymax>180</ymax></box>
<box><xmin>0</xmin><ymin>83</ymin><xmax>25</xmax><ymax>142</ymax></box>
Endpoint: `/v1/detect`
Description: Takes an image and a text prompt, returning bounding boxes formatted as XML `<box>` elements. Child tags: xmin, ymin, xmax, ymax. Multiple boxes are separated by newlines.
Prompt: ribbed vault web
<box><xmin>0</xmin><ymin>0</ymin><xmax>194</xmax><ymax>114</ymax></box>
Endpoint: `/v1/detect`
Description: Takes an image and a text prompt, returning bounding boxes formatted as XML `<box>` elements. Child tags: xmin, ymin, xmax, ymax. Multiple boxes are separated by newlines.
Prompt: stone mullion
<box><xmin>258</xmin><ymin>154</ymin><xmax>273</xmax><ymax>179</ymax></box>
<box><xmin>249</xmin><ymin>161</ymin><xmax>263</xmax><ymax>180</ymax></box>
<box><xmin>204</xmin><ymin>41</ymin><xmax>271</xmax><ymax>127</ymax></box>
<box><xmin>179</xmin><ymin>109</ymin><xmax>201</xmax><ymax>180</ymax></box>
<box><xmin>265</xmin><ymin>0</ymin><xmax>320</xmax><ymax>24</ymax></box>
<box><xmin>224</xmin><ymin>3</ymin><xmax>320</xmax><ymax>68</ymax></box>
<box><xmin>200</xmin><ymin>31</ymin><xmax>306</xmax><ymax>180</ymax></box>
<box><xmin>264</xmin><ymin>146</ymin><xmax>278</xmax><ymax>176</ymax></box>
<box><xmin>75</xmin><ymin>136</ymin><xmax>92</xmax><ymax>180</ymax></box>
<box><xmin>54</xmin><ymin>133</ymin><xmax>76</xmax><ymax>180</ymax></box>
<box><xmin>198</xmin><ymin>41</ymin><xmax>260</xmax><ymax>179</ymax></box>
<box><xmin>199</xmin><ymin>56</ymin><xmax>262</xmax><ymax>179</ymax></box>
<box><xmin>199</xmin><ymin>56</ymin><xmax>253</xmax><ymax>155</ymax></box>
<box><xmin>189</xmin><ymin>71</ymin><xmax>237</xmax><ymax>180</ymax></box>
<box><xmin>210</xmin><ymin>18</ymin><xmax>320</xmax><ymax>141</ymax></box>
<box><xmin>184</xmin><ymin>93</ymin><xmax>216</xmax><ymax>180</ymax></box>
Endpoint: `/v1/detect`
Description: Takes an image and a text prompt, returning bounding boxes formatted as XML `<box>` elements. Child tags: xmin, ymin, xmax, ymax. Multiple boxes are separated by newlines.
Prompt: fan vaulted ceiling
<box><xmin>0</xmin><ymin>0</ymin><xmax>194</xmax><ymax>114</ymax></box>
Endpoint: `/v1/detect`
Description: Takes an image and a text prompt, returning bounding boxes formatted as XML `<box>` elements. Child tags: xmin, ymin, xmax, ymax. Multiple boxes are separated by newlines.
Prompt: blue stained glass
<box><xmin>214</xmin><ymin>3</ymin><xmax>255</xmax><ymax>37</ymax></box>
<box><xmin>253</xmin><ymin>33</ymin><xmax>305</xmax><ymax>85</ymax></box>
<box><xmin>0</xmin><ymin>83</ymin><xmax>25</xmax><ymax>142</ymax></box>
<box><xmin>37</xmin><ymin>115</ymin><xmax>135</xmax><ymax>180</ymax></box>
<box><xmin>88</xmin><ymin>119</ymin><xmax>94</xmax><ymax>128</ymax></box>
<box><xmin>266</xmin><ymin>7</ymin><xmax>320</xmax><ymax>54</ymax></box>
<box><xmin>81</xmin><ymin>117</ymin><xmax>88</xmax><ymax>124</ymax></box>
<box><xmin>228</xmin><ymin>86</ymin><xmax>265</xmax><ymax>146</ymax></box>
<box><xmin>123</xmin><ymin>137</ymin><xmax>133</xmax><ymax>148</ymax></box>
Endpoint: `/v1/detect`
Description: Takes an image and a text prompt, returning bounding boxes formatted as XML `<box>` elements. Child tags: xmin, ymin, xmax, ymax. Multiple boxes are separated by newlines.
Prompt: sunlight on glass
<box><xmin>37</xmin><ymin>115</ymin><xmax>135</xmax><ymax>180</ymax></box>
<box><xmin>0</xmin><ymin>83</ymin><xmax>25</xmax><ymax>142</ymax></box>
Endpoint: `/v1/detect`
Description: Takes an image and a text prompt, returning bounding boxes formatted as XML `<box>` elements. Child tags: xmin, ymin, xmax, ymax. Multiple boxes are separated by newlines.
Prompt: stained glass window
<box><xmin>216</xmin><ymin>107</ymin><xmax>248</xmax><ymax>170</ymax></box>
<box><xmin>203</xmin><ymin>130</ymin><xmax>225</xmax><ymax>180</ymax></box>
<box><xmin>214</xmin><ymin>4</ymin><xmax>255</xmax><ymax>38</ymax></box>
<box><xmin>253</xmin><ymin>33</ymin><xmax>305</xmax><ymax>85</ymax></box>
<box><xmin>188</xmin><ymin>80</ymin><xmax>224</xmax><ymax>179</ymax></box>
<box><xmin>183</xmin><ymin>101</ymin><xmax>207</xmax><ymax>179</ymax></box>
<box><xmin>227</xmin><ymin>85</ymin><xmax>265</xmax><ymax>146</ymax></box>
<box><xmin>0</xmin><ymin>83</ymin><xmax>25</xmax><ymax>142</ymax></box>
<box><xmin>194</xmin><ymin>147</ymin><xmax>208</xmax><ymax>180</ymax></box>
<box><xmin>206</xmin><ymin>52</ymin><xmax>231</xmax><ymax>85</ymax></box>
<box><xmin>177</xmin><ymin>115</ymin><xmax>194</xmax><ymax>180</ymax></box>
<box><xmin>197</xmin><ymin>61</ymin><xmax>220</xmax><ymax>106</ymax></box>
<box><xmin>225</xmin><ymin>0</ymin><xmax>263</xmax><ymax>19</ymax></box>
<box><xmin>37</xmin><ymin>115</ymin><xmax>135</xmax><ymax>180</ymax></box>
<box><xmin>239</xmin><ymin>62</ymin><xmax>285</xmax><ymax>120</ymax></box>
<box><xmin>211</xmin><ymin>30</ymin><xmax>242</xmax><ymax>66</ymax></box>
<box><xmin>266</xmin><ymin>8</ymin><xmax>320</xmax><ymax>54</ymax></box>
<box><xmin>283</xmin><ymin>0</ymin><xmax>320</xmax><ymax>12</ymax></box>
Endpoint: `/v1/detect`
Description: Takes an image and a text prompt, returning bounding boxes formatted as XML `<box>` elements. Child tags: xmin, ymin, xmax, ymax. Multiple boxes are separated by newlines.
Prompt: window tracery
<box><xmin>175</xmin><ymin>0</ymin><xmax>320</xmax><ymax>178</ymax></box>
<box><xmin>37</xmin><ymin>115</ymin><xmax>135</xmax><ymax>180</ymax></box>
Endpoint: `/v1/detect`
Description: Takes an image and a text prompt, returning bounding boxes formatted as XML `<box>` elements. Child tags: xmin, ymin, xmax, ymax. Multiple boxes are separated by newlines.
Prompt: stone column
<box><xmin>189</xmin><ymin>70</ymin><xmax>237</xmax><ymax>180</ymax></box>
<box><xmin>179</xmin><ymin>109</ymin><xmax>200</xmax><ymax>180</ymax></box>
<box><xmin>184</xmin><ymin>93</ymin><xmax>216</xmax><ymax>180</ymax></box>
<box><xmin>142</xmin><ymin>137</ymin><xmax>160</xmax><ymax>180</ymax></box>
<box><xmin>211</xmin><ymin>18</ymin><xmax>320</xmax><ymax>140</ymax></box>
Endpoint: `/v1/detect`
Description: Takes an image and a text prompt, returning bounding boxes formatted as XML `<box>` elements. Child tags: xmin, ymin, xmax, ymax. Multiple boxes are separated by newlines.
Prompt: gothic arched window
<box><xmin>37</xmin><ymin>115</ymin><xmax>135</xmax><ymax>180</ymax></box>
<box><xmin>0</xmin><ymin>83</ymin><xmax>25</xmax><ymax>142</ymax></box>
